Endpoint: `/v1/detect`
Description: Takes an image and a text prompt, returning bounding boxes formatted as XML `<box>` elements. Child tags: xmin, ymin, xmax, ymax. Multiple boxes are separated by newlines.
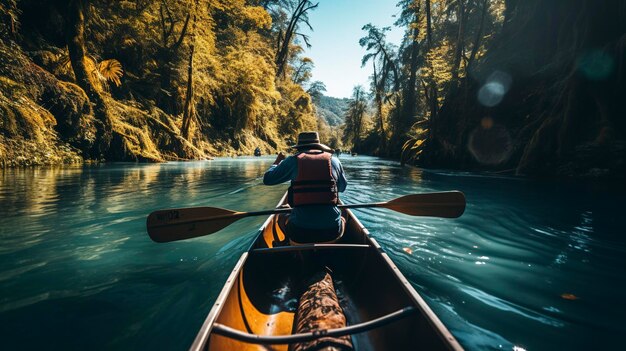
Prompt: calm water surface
<box><xmin>1</xmin><ymin>156</ymin><xmax>624</xmax><ymax>350</ymax></box>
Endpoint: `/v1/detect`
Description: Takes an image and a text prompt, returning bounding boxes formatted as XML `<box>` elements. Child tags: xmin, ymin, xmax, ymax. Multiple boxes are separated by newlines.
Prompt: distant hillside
<box><xmin>314</xmin><ymin>95</ymin><xmax>349</xmax><ymax>126</ymax></box>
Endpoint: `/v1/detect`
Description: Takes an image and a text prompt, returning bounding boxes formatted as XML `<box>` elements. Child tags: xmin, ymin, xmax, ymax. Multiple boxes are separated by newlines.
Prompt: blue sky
<box><xmin>300</xmin><ymin>0</ymin><xmax>405</xmax><ymax>98</ymax></box>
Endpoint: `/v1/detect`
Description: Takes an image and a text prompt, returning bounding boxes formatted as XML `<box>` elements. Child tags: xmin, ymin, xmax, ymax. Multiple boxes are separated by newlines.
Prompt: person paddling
<box><xmin>263</xmin><ymin>131</ymin><xmax>347</xmax><ymax>244</ymax></box>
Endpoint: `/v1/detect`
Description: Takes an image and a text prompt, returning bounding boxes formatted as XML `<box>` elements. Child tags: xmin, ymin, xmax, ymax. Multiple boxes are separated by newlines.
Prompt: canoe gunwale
<box><xmin>210</xmin><ymin>306</ymin><xmax>418</xmax><ymax>345</ymax></box>
<box><xmin>190</xmin><ymin>252</ymin><xmax>249</xmax><ymax>351</ymax></box>
<box><xmin>189</xmin><ymin>193</ymin><xmax>289</xmax><ymax>351</ymax></box>
<box><xmin>347</xmin><ymin>211</ymin><xmax>464</xmax><ymax>351</ymax></box>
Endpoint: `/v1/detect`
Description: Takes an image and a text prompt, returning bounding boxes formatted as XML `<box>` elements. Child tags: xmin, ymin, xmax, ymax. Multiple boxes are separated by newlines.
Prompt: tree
<box><xmin>306</xmin><ymin>80</ymin><xmax>326</xmax><ymax>103</ymax></box>
<box><xmin>450</xmin><ymin>0</ymin><xmax>467</xmax><ymax>83</ymax></box>
<box><xmin>64</xmin><ymin>0</ymin><xmax>112</xmax><ymax>158</ymax></box>
<box><xmin>274</xmin><ymin>0</ymin><xmax>318</xmax><ymax>78</ymax></box>
<box><xmin>292</xmin><ymin>56</ymin><xmax>314</xmax><ymax>84</ymax></box>
<box><xmin>360</xmin><ymin>24</ymin><xmax>400</xmax><ymax>150</ymax></box>
<box><xmin>155</xmin><ymin>0</ymin><xmax>191</xmax><ymax>114</ymax></box>
<box><xmin>466</xmin><ymin>0</ymin><xmax>489</xmax><ymax>73</ymax></box>
<box><xmin>343</xmin><ymin>86</ymin><xmax>368</xmax><ymax>149</ymax></box>
<box><xmin>395</xmin><ymin>0</ymin><xmax>422</xmax><ymax>146</ymax></box>
<box><xmin>181</xmin><ymin>0</ymin><xmax>199</xmax><ymax>141</ymax></box>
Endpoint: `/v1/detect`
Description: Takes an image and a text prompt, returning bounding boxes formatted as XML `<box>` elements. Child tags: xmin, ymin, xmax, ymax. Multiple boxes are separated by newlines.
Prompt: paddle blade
<box><xmin>147</xmin><ymin>207</ymin><xmax>244</xmax><ymax>243</ymax></box>
<box><xmin>383</xmin><ymin>191</ymin><xmax>466</xmax><ymax>218</ymax></box>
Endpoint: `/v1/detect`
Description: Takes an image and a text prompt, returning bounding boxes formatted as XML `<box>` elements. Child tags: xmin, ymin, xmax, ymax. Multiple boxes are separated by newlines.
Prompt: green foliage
<box><xmin>350</xmin><ymin>0</ymin><xmax>507</xmax><ymax>160</ymax></box>
<box><xmin>314</xmin><ymin>94</ymin><xmax>348</xmax><ymax>126</ymax></box>
<box><xmin>342</xmin><ymin>86</ymin><xmax>370</xmax><ymax>149</ymax></box>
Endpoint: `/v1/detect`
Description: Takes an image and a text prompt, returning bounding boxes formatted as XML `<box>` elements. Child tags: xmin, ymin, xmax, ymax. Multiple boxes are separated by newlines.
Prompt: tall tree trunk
<box><xmin>275</xmin><ymin>1</ymin><xmax>318</xmax><ymax>78</ymax></box>
<box><xmin>373</xmin><ymin>60</ymin><xmax>386</xmax><ymax>149</ymax></box>
<box><xmin>467</xmin><ymin>0</ymin><xmax>488</xmax><ymax>72</ymax></box>
<box><xmin>425</xmin><ymin>0</ymin><xmax>433</xmax><ymax>44</ymax></box>
<box><xmin>157</xmin><ymin>5</ymin><xmax>191</xmax><ymax>114</ymax></box>
<box><xmin>65</xmin><ymin>0</ymin><xmax>112</xmax><ymax>158</ymax></box>
<box><xmin>451</xmin><ymin>0</ymin><xmax>466</xmax><ymax>83</ymax></box>
<box><xmin>402</xmin><ymin>12</ymin><xmax>420</xmax><ymax>139</ymax></box>
<box><xmin>425</xmin><ymin>0</ymin><xmax>438</xmax><ymax>140</ymax></box>
<box><xmin>181</xmin><ymin>1</ymin><xmax>198</xmax><ymax>141</ymax></box>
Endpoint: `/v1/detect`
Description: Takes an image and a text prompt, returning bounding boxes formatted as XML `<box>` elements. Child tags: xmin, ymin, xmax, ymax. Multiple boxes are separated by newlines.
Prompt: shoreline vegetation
<box><xmin>1</xmin><ymin>1</ymin><xmax>624</xmax><ymax>178</ymax></box>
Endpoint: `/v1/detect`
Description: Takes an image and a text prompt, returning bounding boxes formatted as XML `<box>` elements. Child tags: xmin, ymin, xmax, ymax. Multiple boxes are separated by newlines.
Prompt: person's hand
<box><xmin>273</xmin><ymin>152</ymin><xmax>286</xmax><ymax>165</ymax></box>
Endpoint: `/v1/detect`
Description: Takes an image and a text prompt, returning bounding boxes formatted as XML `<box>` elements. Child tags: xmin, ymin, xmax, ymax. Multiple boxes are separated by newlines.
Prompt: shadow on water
<box><xmin>341</xmin><ymin>157</ymin><xmax>626</xmax><ymax>351</ymax></box>
<box><xmin>1</xmin><ymin>155</ymin><xmax>625</xmax><ymax>350</ymax></box>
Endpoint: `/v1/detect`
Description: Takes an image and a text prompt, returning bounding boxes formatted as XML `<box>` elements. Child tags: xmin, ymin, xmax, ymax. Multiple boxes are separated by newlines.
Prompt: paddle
<box><xmin>146</xmin><ymin>191</ymin><xmax>466</xmax><ymax>243</ymax></box>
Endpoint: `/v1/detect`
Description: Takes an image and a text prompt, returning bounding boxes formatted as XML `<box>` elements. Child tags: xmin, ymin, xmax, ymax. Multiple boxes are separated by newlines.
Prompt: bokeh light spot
<box><xmin>561</xmin><ymin>293</ymin><xmax>579</xmax><ymax>300</ymax></box>
<box><xmin>481</xmin><ymin>117</ymin><xmax>494</xmax><ymax>129</ymax></box>
<box><xmin>478</xmin><ymin>82</ymin><xmax>504</xmax><ymax>107</ymax></box>
<box><xmin>468</xmin><ymin>123</ymin><xmax>513</xmax><ymax>165</ymax></box>
<box><xmin>577</xmin><ymin>49</ymin><xmax>614</xmax><ymax>81</ymax></box>
<box><xmin>477</xmin><ymin>71</ymin><xmax>512</xmax><ymax>107</ymax></box>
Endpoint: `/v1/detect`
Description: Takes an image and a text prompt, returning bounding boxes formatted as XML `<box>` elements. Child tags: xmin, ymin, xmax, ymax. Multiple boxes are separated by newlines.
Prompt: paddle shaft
<box><xmin>147</xmin><ymin>191</ymin><xmax>466</xmax><ymax>242</ymax></box>
<box><xmin>339</xmin><ymin>202</ymin><xmax>386</xmax><ymax>210</ymax></box>
<box><xmin>153</xmin><ymin>203</ymin><xmax>386</xmax><ymax>229</ymax></box>
<box><xmin>153</xmin><ymin>208</ymin><xmax>293</xmax><ymax>228</ymax></box>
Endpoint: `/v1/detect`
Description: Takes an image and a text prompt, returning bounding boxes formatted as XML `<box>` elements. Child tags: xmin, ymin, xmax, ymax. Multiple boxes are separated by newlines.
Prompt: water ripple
<box><xmin>1</xmin><ymin>156</ymin><xmax>625</xmax><ymax>350</ymax></box>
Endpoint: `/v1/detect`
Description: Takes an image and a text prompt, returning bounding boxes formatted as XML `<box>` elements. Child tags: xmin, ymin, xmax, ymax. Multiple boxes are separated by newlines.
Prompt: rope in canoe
<box><xmin>210</xmin><ymin>306</ymin><xmax>417</xmax><ymax>345</ymax></box>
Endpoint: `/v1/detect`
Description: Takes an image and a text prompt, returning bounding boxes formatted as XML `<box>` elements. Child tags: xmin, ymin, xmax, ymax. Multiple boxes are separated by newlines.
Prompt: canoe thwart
<box><xmin>251</xmin><ymin>243</ymin><xmax>371</xmax><ymax>254</ymax></box>
<box><xmin>210</xmin><ymin>306</ymin><xmax>417</xmax><ymax>345</ymax></box>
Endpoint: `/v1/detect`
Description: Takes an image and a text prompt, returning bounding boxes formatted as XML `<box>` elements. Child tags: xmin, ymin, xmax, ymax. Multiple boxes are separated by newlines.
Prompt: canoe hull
<box><xmin>191</xmin><ymin>195</ymin><xmax>463</xmax><ymax>351</ymax></box>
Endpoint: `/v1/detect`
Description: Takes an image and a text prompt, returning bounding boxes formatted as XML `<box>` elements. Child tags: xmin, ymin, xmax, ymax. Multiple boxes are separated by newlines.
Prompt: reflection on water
<box><xmin>1</xmin><ymin>156</ymin><xmax>625</xmax><ymax>350</ymax></box>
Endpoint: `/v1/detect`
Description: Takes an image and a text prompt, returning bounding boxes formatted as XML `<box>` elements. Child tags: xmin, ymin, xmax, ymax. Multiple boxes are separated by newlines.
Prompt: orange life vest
<box><xmin>288</xmin><ymin>150</ymin><xmax>339</xmax><ymax>207</ymax></box>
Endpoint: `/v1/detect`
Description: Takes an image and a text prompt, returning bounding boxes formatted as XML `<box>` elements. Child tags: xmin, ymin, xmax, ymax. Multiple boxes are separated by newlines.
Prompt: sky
<box><xmin>300</xmin><ymin>0</ymin><xmax>405</xmax><ymax>98</ymax></box>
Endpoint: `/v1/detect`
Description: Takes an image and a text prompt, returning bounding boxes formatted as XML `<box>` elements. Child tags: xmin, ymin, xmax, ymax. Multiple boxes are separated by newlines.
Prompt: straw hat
<box><xmin>291</xmin><ymin>131</ymin><xmax>332</xmax><ymax>152</ymax></box>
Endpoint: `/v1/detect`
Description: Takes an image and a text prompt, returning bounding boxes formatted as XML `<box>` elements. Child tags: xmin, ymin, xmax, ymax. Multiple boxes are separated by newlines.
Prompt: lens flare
<box><xmin>577</xmin><ymin>49</ymin><xmax>614</xmax><ymax>81</ymax></box>
<box><xmin>481</xmin><ymin>117</ymin><xmax>494</xmax><ymax>129</ymax></box>
<box><xmin>468</xmin><ymin>123</ymin><xmax>513</xmax><ymax>165</ymax></box>
<box><xmin>477</xmin><ymin>71</ymin><xmax>512</xmax><ymax>107</ymax></box>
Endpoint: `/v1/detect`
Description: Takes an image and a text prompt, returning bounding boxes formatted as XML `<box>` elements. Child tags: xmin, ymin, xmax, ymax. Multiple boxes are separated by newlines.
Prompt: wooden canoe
<box><xmin>190</xmin><ymin>194</ymin><xmax>464</xmax><ymax>351</ymax></box>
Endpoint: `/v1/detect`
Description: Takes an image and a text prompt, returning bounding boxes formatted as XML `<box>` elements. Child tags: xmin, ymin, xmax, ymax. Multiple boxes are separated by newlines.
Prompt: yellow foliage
<box><xmin>2</xmin><ymin>0</ymin><xmax>323</xmax><ymax>164</ymax></box>
<box><xmin>401</xmin><ymin>127</ymin><xmax>429</xmax><ymax>164</ymax></box>
<box><xmin>423</xmin><ymin>41</ymin><xmax>453</xmax><ymax>86</ymax></box>
<box><xmin>490</xmin><ymin>0</ymin><xmax>506</xmax><ymax>24</ymax></box>
<box><xmin>60</xmin><ymin>55</ymin><xmax>124</xmax><ymax>91</ymax></box>
<box><xmin>0</xmin><ymin>81</ymin><xmax>55</xmax><ymax>143</ymax></box>
<box><xmin>243</xmin><ymin>6</ymin><xmax>272</xmax><ymax>30</ymax></box>
<box><xmin>98</xmin><ymin>59</ymin><xmax>123</xmax><ymax>87</ymax></box>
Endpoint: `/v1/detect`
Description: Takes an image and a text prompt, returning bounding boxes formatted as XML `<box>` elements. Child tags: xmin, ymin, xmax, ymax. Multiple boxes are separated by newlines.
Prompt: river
<box><xmin>1</xmin><ymin>156</ymin><xmax>624</xmax><ymax>350</ymax></box>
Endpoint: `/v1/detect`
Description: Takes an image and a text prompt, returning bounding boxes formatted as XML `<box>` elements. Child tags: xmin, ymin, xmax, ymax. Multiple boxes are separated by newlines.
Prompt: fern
<box><xmin>400</xmin><ymin>126</ymin><xmax>429</xmax><ymax>165</ymax></box>
<box><xmin>59</xmin><ymin>55</ymin><xmax>124</xmax><ymax>89</ymax></box>
<box><xmin>98</xmin><ymin>59</ymin><xmax>124</xmax><ymax>87</ymax></box>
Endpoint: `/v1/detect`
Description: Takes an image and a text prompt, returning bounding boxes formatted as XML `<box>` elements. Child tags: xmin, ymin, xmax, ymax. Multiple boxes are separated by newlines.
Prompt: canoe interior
<box><xmin>199</xmin><ymin>202</ymin><xmax>461</xmax><ymax>351</ymax></box>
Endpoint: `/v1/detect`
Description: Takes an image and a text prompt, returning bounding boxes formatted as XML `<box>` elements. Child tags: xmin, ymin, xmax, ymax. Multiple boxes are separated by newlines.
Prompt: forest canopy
<box><xmin>340</xmin><ymin>0</ymin><xmax>625</xmax><ymax>177</ymax></box>
<box><xmin>0</xmin><ymin>0</ymin><xmax>324</xmax><ymax>165</ymax></box>
<box><xmin>1</xmin><ymin>0</ymin><xmax>624</xmax><ymax>177</ymax></box>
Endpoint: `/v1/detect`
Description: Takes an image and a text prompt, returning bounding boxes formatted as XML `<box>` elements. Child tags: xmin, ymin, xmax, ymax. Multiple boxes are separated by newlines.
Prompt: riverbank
<box><xmin>0</xmin><ymin>132</ymin><xmax>282</xmax><ymax>168</ymax></box>
<box><xmin>0</xmin><ymin>135</ymin><xmax>82</xmax><ymax>168</ymax></box>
